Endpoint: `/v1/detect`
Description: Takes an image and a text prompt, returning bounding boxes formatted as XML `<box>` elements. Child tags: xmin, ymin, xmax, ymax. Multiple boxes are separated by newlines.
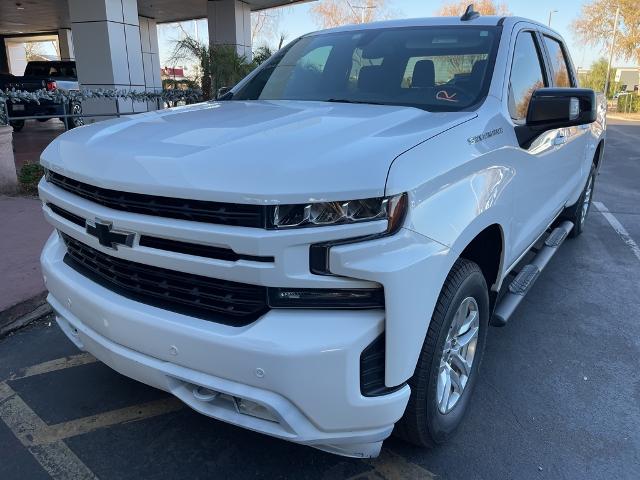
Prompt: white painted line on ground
<box><xmin>9</xmin><ymin>352</ymin><xmax>97</xmax><ymax>381</ymax></box>
<box><xmin>593</xmin><ymin>201</ymin><xmax>640</xmax><ymax>263</ymax></box>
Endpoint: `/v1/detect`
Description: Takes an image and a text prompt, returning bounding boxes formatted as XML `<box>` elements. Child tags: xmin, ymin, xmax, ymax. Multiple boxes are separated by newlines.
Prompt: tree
<box><xmin>435</xmin><ymin>1</ymin><xmax>510</xmax><ymax>77</ymax></box>
<box><xmin>252</xmin><ymin>9</ymin><xmax>285</xmax><ymax>44</ymax></box>
<box><xmin>311</xmin><ymin>0</ymin><xmax>392</xmax><ymax>29</ymax></box>
<box><xmin>573</xmin><ymin>0</ymin><xmax>640</xmax><ymax>65</ymax></box>
<box><xmin>436</xmin><ymin>0</ymin><xmax>510</xmax><ymax>16</ymax></box>
<box><xmin>579</xmin><ymin>58</ymin><xmax>618</xmax><ymax>97</ymax></box>
<box><xmin>170</xmin><ymin>35</ymin><xmax>254</xmax><ymax>100</ymax></box>
<box><xmin>23</xmin><ymin>42</ymin><xmax>48</xmax><ymax>62</ymax></box>
<box><xmin>253</xmin><ymin>45</ymin><xmax>273</xmax><ymax>66</ymax></box>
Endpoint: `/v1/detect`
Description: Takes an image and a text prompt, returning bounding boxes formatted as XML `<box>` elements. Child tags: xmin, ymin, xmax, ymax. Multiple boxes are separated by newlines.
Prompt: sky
<box><xmin>157</xmin><ymin>0</ymin><xmax>623</xmax><ymax>72</ymax></box>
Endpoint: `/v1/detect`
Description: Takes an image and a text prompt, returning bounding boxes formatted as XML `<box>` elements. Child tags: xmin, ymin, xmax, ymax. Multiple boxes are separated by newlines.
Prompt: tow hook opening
<box><xmin>189</xmin><ymin>383</ymin><xmax>279</xmax><ymax>423</ymax></box>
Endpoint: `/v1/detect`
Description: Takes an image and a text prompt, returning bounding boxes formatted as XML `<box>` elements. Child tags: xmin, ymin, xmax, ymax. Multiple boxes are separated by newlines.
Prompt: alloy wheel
<box><xmin>72</xmin><ymin>103</ymin><xmax>84</xmax><ymax>127</ymax></box>
<box><xmin>437</xmin><ymin>296</ymin><xmax>479</xmax><ymax>414</ymax></box>
<box><xmin>580</xmin><ymin>174</ymin><xmax>594</xmax><ymax>226</ymax></box>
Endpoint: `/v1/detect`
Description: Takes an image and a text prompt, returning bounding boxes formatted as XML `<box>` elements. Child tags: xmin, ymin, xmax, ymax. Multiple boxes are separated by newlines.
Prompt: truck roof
<box><xmin>313</xmin><ymin>16</ymin><xmax>555</xmax><ymax>36</ymax></box>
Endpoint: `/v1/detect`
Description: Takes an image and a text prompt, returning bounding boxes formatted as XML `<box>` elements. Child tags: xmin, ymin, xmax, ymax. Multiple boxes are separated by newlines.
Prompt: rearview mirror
<box><xmin>516</xmin><ymin>88</ymin><xmax>596</xmax><ymax>148</ymax></box>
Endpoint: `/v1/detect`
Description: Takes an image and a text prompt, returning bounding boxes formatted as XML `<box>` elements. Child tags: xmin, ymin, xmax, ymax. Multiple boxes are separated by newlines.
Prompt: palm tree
<box><xmin>170</xmin><ymin>35</ymin><xmax>255</xmax><ymax>100</ymax></box>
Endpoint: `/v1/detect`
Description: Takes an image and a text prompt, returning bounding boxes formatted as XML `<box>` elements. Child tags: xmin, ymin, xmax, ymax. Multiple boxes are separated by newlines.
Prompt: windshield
<box><xmin>233</xmin><ymin>26</ymin><xmax>500</xmax><ymax>111</ymax></box>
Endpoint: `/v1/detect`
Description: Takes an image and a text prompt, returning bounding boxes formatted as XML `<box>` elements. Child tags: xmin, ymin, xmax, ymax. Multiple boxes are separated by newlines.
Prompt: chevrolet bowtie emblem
<box><xmin>86</xmin><ymin>219</ymin><xmax>135</xmax><ymax>250</ymax></box>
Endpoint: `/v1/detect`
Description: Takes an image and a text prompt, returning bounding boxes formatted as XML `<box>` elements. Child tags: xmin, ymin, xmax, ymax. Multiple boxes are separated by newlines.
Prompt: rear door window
<box><xmin>542</xmin><ymin>36</ymin><xmax>573</xmax><ymax>88</ymax></box>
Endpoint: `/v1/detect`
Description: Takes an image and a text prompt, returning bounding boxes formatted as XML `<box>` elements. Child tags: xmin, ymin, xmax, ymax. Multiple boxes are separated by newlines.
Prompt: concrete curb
<box><xmin>0</xmin><ymin>292</ymin><xmax>51</xmax><ymax>337</ymax></box>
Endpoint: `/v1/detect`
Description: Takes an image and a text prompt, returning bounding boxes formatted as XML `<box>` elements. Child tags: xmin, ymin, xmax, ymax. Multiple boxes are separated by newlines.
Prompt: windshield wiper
<box><xmin>325</xmin><ymin>98</ymin><xmax>388</xmax><ymax>106</ymax></box>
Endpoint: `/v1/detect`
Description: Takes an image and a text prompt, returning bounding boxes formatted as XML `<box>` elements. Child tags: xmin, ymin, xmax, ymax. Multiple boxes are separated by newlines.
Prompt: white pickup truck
<box><xmin>39</xmin><ymin>10</ymin><xmax>606</xmax><ymax>458</ymax></box>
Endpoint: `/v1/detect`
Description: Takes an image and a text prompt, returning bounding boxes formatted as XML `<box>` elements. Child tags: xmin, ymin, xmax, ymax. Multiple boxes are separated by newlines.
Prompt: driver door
<box><xmin>506</xmin><ymin>29</ymin><xmax>572</xmax><ymax>264</ymax></box>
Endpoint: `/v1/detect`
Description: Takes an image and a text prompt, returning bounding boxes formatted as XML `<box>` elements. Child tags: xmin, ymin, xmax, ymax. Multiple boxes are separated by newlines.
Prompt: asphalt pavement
<box><xmin>0</xmin><ymin>119</ymin><xmax>638</xmax><ymax>480</ymax></box>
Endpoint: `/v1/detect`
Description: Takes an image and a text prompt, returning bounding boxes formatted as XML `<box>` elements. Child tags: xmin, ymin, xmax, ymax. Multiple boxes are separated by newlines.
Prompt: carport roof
<box><xmin>0</xmin><ymin>0</ymin><xmax>314</xmax><ymax>36</ymax></box>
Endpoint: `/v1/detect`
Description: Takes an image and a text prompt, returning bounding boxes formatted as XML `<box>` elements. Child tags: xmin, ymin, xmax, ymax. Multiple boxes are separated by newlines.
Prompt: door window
<box><xmin>508</xmin><ymin>32</ymin><xmax>547</xmax><ymax>123</ymax></box>
<box><xmin>543</xmin><ymin>36</ymin><xmax>573</xmax><ymax>87</ymax></box>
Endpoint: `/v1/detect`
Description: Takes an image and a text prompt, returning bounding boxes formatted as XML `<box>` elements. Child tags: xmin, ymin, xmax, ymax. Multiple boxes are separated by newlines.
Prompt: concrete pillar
<box><xmin>138</xmin><ymin>16</ymin><xmax>163</xmax><ymax>110</ymax></box>
<box><xmin>0</xmin><ymin>126</ymin><xmax>18</xmax><ymax>194</ymax></box>
<box><xmin>57</xmin><ymin>28</ymin><xmax>75</xmax><ymax>61</ymax></box>
<box><xmin>207</xmin><ymin>0</ymin><xmax>252</xmax><ymax>58</ymax></box>
<box><xmin>67</xmin><ymin>0</ymin><xmax>152</xmax><ymax>122</ymax></box>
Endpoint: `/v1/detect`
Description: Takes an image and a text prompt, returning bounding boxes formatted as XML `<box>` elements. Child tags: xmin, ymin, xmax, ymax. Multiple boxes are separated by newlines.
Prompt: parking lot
<box><xmin>1</xmin><ymin>119</ymin><xmax>638</xmax><ymax>479</ymax></box>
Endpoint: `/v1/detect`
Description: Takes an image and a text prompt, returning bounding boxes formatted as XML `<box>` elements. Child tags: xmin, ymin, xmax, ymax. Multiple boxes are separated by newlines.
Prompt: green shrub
<box><xmin>18</xmin><ymin>163</ymin><xmax>44</xmax><ymax>195</ymax></box>
<box><xmin>616</xmin><ymin>94</ymin><xmax>640</xmax><ymax>113</ymax></box>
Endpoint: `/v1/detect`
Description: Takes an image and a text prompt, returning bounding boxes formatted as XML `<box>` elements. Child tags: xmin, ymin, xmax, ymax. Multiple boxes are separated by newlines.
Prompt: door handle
<box><xmin>553</xmin><ymin>134</ymin><xmax>567</xmax><ymax>145</ymax></box>
<box><xmin>579</xmin><ymin>124</ymin><xmax>590</xmax><ymax>130</ymax></box>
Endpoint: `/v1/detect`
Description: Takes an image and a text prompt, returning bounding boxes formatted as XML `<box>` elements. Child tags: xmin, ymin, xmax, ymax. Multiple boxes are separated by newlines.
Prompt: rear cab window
<box><xmin>542</xmin><ymin>36</ymin><xmax>575</xmax><ymax>88</ymax></box>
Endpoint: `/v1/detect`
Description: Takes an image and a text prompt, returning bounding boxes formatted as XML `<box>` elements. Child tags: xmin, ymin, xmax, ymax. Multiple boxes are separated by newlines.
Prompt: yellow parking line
<box><xmin>9</xmin><ymin>352</ymin><xmax>97</xmax><ymax>381</ymax></box>
<box><xmin>0</xmin><ymin>381</ymin><xmax>97</xmax><ymax>479</ymax></box>
<box><xmin>3</xmin><ymin>353</ymin><xmax>434</xmax><ymax>479</ymax></box>
<box><xmin>366</xmin><ymin>450</ymin><xmax>435</xmax><ymax>479</ymax></box>
<box><xmin>346</xmin><ymin>449</ymin><xmax>436</xmax><ymax>479</ymax></box>
<box><xmin>36</xmin><ymin>397</ymin><xmax>184</xmax><ymax>444</ymax></box>
<box><xmin>0</xmin><ymin>353</ymin><xmax>183</xmax><ymax>479</ymax></box>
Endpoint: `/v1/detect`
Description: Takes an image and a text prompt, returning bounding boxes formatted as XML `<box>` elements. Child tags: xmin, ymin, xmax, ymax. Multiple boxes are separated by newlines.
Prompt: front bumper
<box><xmin>42</xmin><ymin>232</ymin><xmax>410</xmax><ymax>457</ymax></box>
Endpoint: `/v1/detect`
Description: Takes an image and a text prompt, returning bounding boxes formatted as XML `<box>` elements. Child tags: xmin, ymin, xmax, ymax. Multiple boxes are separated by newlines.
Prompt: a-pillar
<box><xmin>207</xmin><ymin>0</ymin><xmax>252</xmax><ymax>58</ymax></box>
<box><xmin>67</xmin><ymin>0</ymin><xmax>159</xmax><ymax>122</ymax></box>
<box><xmin>57</xmin><ymin>28</ymin><xmax>74</xmax><ymax>61</ymax></box>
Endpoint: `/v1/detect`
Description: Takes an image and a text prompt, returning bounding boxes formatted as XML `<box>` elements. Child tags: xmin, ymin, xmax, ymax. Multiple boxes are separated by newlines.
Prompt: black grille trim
<box><xmin>47</xmin><ymin>202</ymin><xmax>273</xmax><ymax>264</ymax></box>
<box><xmin>61</xmin><ymin>233</ymin><xmax>269</xmax><ymax>326</ymax></box>
<box><xmin>139</xmin><ymin>235</ymin><xmax>274</xmax><ymax>263</ymax></box>
<box><xmin>360</xmin><ymin>334</ymin><xmax>406</xmax><ymax>397</ymax></box>
<box><xmin>47</xmin><ymin>170</ymin><xmax>266</xmax><ymax>228</ymax></box>
<box><xmin>47</xmin><ymin>203</ymin><xmax>85</xmax><ymax>227</ymax></box>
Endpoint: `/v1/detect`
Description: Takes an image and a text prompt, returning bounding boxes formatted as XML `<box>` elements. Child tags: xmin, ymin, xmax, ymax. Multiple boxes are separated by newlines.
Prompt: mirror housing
<box><xmin>516</xmin><ymin>88</ymin><xmax>597</xmax><ymax>148</ymax></box>
<box><xmin>216</xmin><ymin>86</ymin><xmax>232</xmax><ymax>100</ymax></box>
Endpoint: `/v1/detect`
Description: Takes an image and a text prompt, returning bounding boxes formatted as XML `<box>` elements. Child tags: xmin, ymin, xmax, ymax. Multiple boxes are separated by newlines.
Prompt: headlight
<box><xmin>269</xmin><ymin>193</ymin><xmax>407</xmax><ymax>231</ymax></box>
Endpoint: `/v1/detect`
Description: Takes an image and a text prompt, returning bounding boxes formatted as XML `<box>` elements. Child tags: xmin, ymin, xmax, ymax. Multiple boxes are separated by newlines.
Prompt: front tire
<box><xmin>394</xmin><ymin>258</ymin><xmax>489</xmax><ymax>447</ymax></box>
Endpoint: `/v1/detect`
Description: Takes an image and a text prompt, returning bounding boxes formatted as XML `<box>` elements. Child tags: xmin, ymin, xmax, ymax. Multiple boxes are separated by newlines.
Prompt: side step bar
<box><xmin>491</xmin><ymin>220</ymin><xmax>574</xmax><ymax>327</ymax></box>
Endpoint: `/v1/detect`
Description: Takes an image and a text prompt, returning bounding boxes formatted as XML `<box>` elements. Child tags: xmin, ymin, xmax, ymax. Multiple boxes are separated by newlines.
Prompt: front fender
<box><xmin>330</xmin><ymin>228</ymin><xmax>455</xmax><ymax>387</ymax></box>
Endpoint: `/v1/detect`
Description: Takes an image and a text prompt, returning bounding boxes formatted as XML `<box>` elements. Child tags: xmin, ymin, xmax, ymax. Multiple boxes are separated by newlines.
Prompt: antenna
<box><xmin>461</xmin><ymin>4</ymin><xmax>480</xmax><ymax>21</ymax></box>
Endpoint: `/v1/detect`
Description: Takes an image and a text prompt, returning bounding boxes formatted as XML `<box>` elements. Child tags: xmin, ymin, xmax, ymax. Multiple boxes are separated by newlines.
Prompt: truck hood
<box><xmin>42</xmin><ymin>100</ymin><xmax>475</xmax><ymax>204</ymax></box>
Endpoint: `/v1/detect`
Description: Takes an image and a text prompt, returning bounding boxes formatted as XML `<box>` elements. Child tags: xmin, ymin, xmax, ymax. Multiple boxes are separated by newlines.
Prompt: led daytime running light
<box><xmin>271</xmin><ymin>194</ymin><xmax>405</xmax><ymax>229</ymax></box>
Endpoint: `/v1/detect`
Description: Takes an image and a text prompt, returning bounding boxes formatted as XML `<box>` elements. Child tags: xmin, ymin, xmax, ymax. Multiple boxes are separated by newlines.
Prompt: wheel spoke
<box><xmin>450</xmin><ymin>350</ymin><xmax>472</xmax><ymax>377</ymax></box>
<box><xmin>438</xmin><ymin>366</ymin><xmax>452</xmax><ymax>411</ymax></box>
<box><xmin>448</xmin><ymin>366</ymin><xmax>464</xmax><ymax>394</ymax></box>
<box><xmin>457</xmin><ymin>309</ymin><xmax>478</xmax><ymax>338</ymax></box>
<box><xmin>456</xmin><ymin>325</ymin><xmax>479</xmax><ymax>348</ymax></box>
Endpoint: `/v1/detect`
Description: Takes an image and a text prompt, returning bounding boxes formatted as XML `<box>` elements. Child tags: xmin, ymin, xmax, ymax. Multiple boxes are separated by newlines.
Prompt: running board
<box><xmin>491</xmin><ymin>220</ymin><xmax>574</xmax><ymax>327</ymax></box>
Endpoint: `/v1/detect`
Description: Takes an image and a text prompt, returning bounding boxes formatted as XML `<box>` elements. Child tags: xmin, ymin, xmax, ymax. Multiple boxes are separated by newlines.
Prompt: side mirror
<box><xmin>516</xmin><ymin>88</ymin><xmax>596</xmax><ymax>148</ymax></box>
<box><xmin>527</xmin><ymin>88</ymin><xmax>596</xmax><ymax>127</ymax></box>
<box><xmin>216</xmin><ymin>86</ymin><xmax>231</xmax><ymax>100</ymax></box>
